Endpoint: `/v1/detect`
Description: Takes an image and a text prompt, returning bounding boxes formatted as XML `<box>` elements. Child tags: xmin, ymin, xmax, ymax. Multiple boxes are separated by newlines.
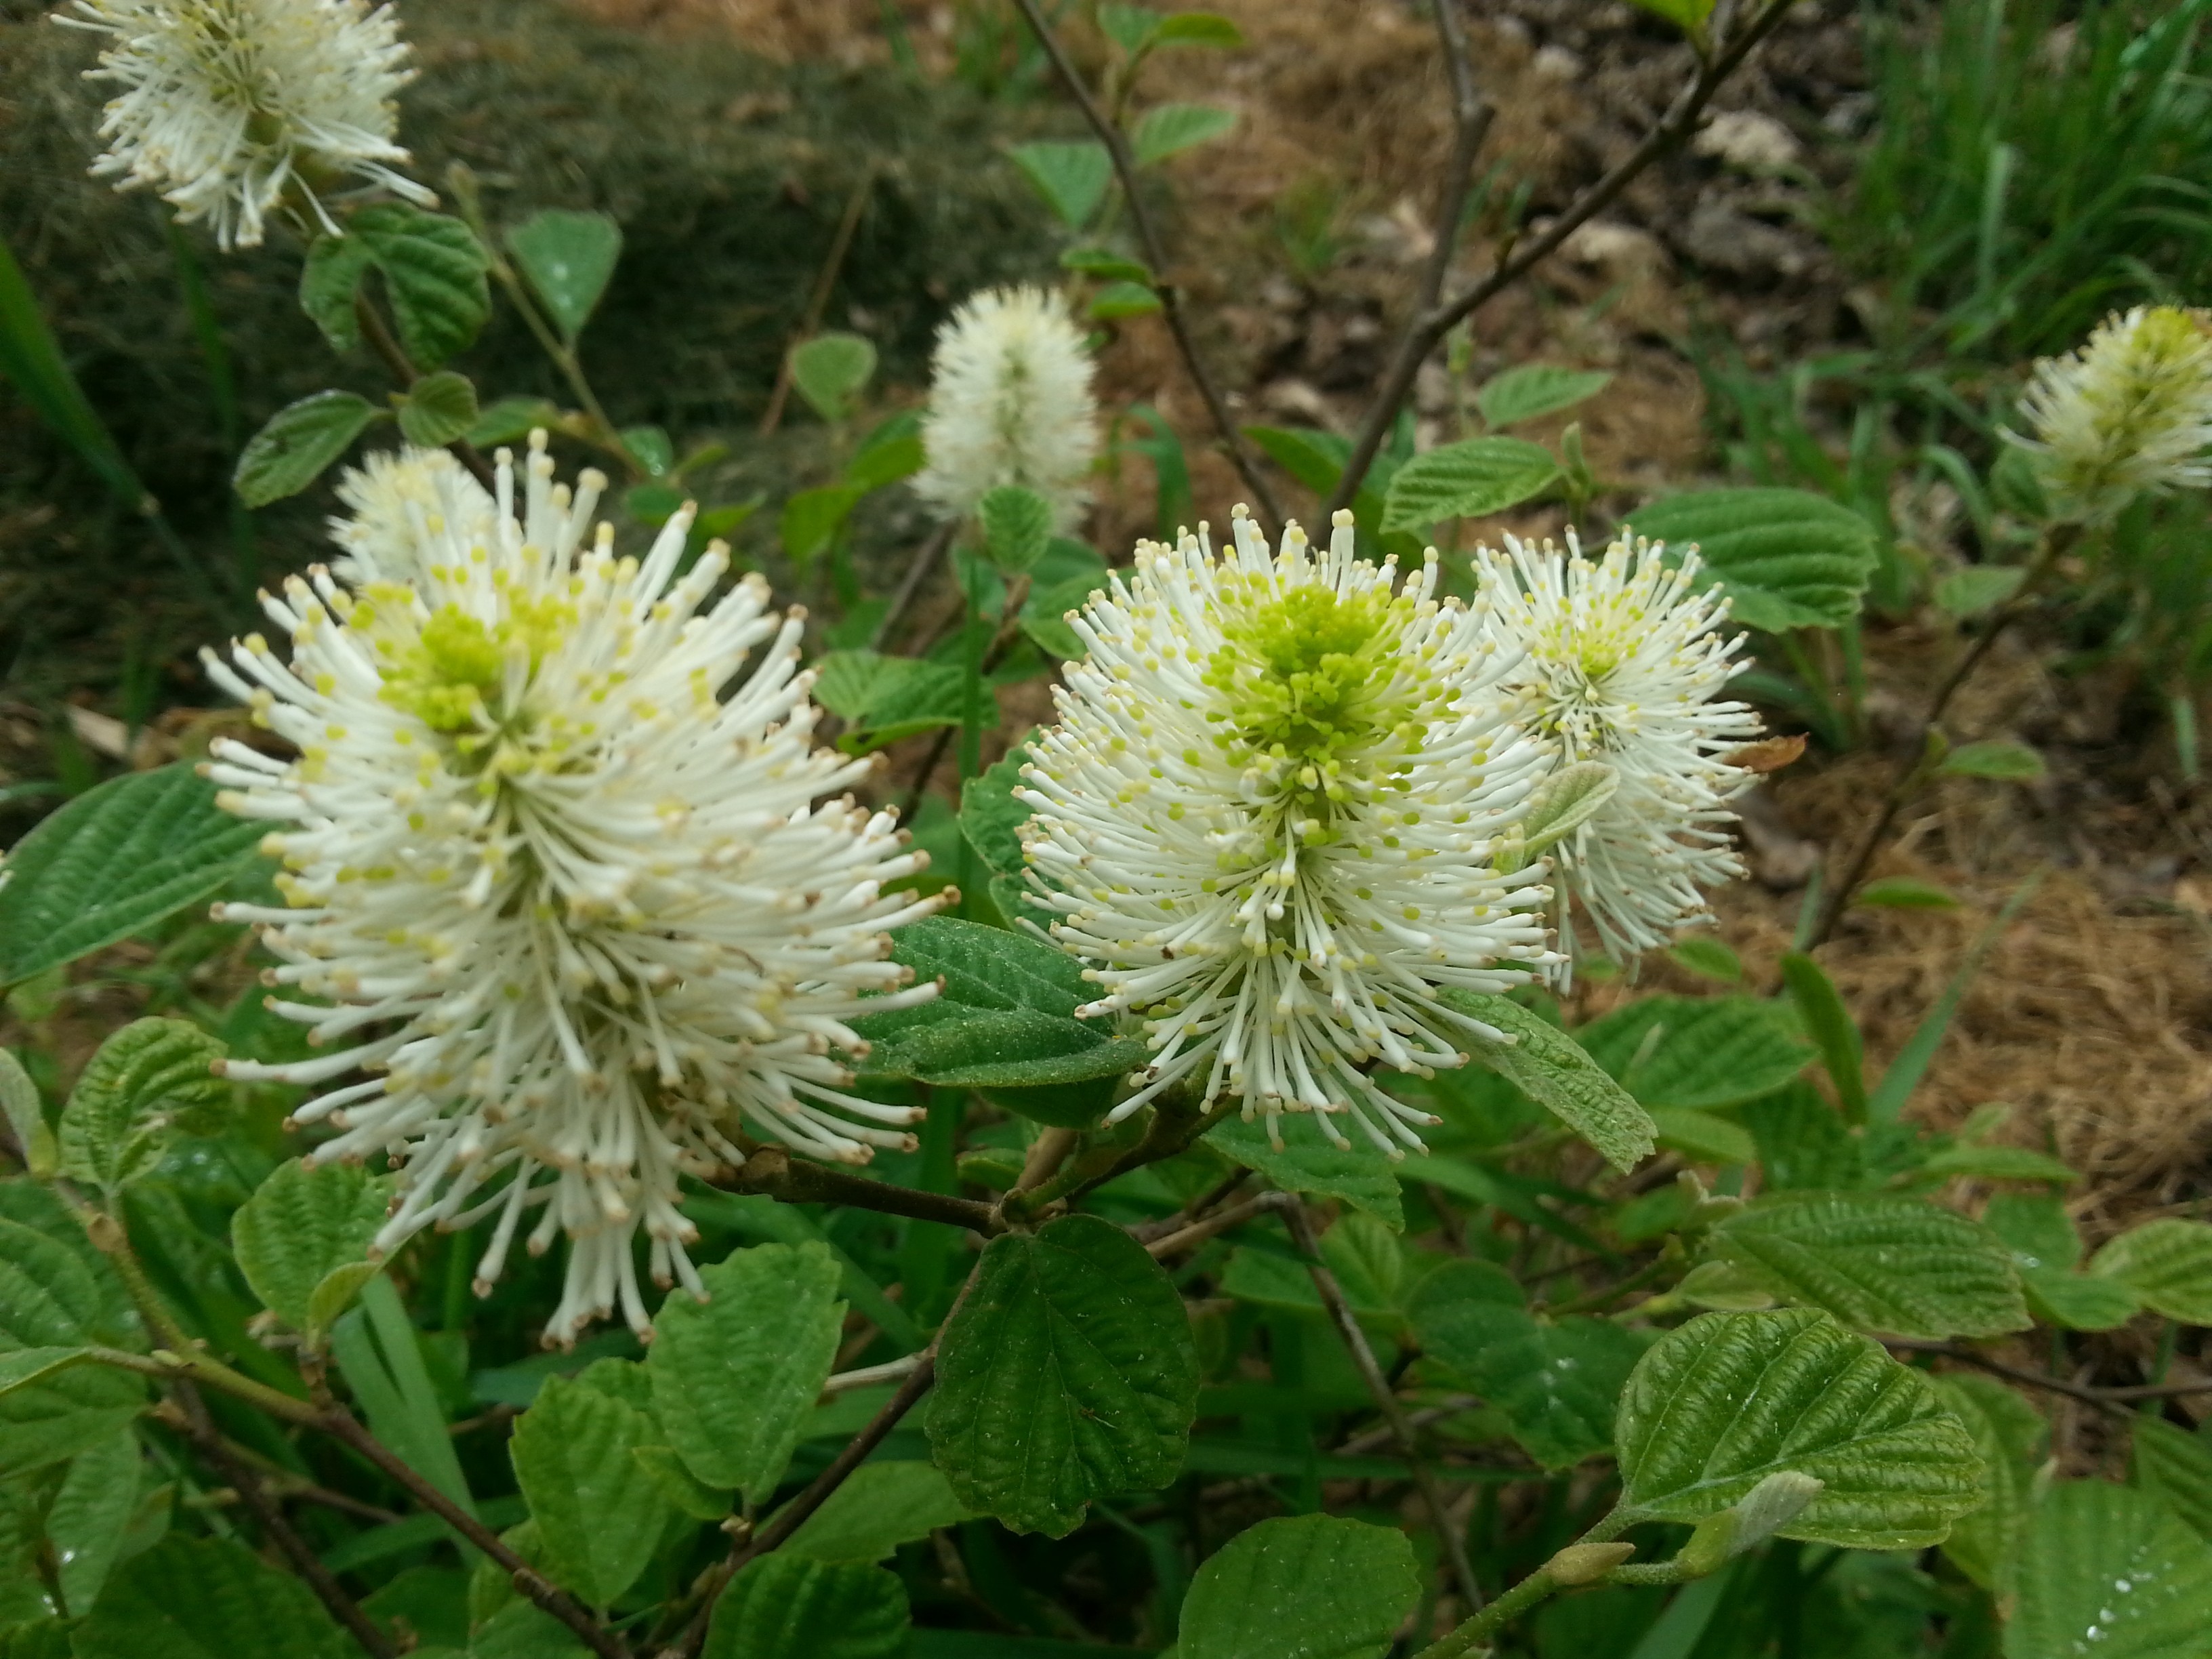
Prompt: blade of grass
<box><xmin>1865</xmin><ymin>875</ymin><xmax>2042</xmax><ymax>1125</ymax></box>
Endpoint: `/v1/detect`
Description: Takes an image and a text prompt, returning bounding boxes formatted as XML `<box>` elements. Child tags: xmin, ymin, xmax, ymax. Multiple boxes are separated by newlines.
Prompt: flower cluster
<box><xmin>1018</xmin><ymin>510</ymin><xmax>1557</xmax><ymax>1153</ymax></box>
<box><xmin>62</xmin><ymin>0</ymin><xmax>433</xmax><ymax>249</ymax></box>
<box><xmin>914</xmin><ymin>285</ymin><xmax>1099</xmax><ymax>533</ymax></box>
<box><xmin>202</xmin><ymin>433</ymin><xmax>944</xmax><ymax>1340</ymax></box>
<box><xmin>327</xmin><ymin>445</ymin><xmax>491</xmax><ymax>588</ymax></box>
<box><xmin>1474</xmin><ymin>530</ymin><xmax>1760</xmax><ymax>973</ymax></box>
<box><xmin>2013</xmin><ymin>304</ymin><xmax>2212</xmax><ymax>524</ymax></box>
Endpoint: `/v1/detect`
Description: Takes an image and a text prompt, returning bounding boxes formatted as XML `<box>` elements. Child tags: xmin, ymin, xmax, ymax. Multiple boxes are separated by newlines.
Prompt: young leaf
<box><xmin>2089</xmin><ymin>1218</ymin><xmax>2212</xmax><ymax>1324</ymax></box>
<box><xmin>2133</xmin><ymin>1416</ymin><xmax>2212</xmax><ymax>1544</ymax></box>
<box><xmin>1614</xmin><ymin>1309</ymin><xmax>1984</xmax><ymax>1549</ymax></box>
<box><xmin>1652</xmin><ymin>1106</ymin><xmax>1758</xmax><ymax>1166</ymax></box>
<box><xmin>781</xmin><ymin>1461</ymin><xmax>975</xmax><ymax>1563</ymax></box>
<box><xmin>1625</xmin><ymin>488</ymin><xmax>1879</xmax><ymax>633</ymax></box>
<box><xmin>928</xmin><ymin>1213</ymin><xmax>1198</xmax><ymax>1536</ymax></box>
<box><xmin>468</xmin><ymin>394</ymin><xmax>563</xmax><ymax>448</ymax></box>
<box><xmin>509</xmin><ymin>1374</ymin><xmax>674</xmax><ymax>1607</ymax></box>
<box><xmin>1706</xmin><ymin>1192</ymin><xmax>2030</xmax><ymax>1339</ymax></box>
<box><xmin>1575</xmin><ymin>995</ymin><xmax>1813</xmax><ymax>1111</ymax></box>
<box><xmin>1779</xmin><ymin>952</ymin><xmax>1866</xmax><ymax>1121</ymax></box>
<box><xmin>1517</xmin><ymin>760</ymin><xmax>1618</xmax><ymax>855</ymax></box>
<box><xmin>60</xmin><ymin>1018</ymin><xmax>228</xmax><ymax>1195</ymax></box>
<box><xmin>1477</xmin><ymin>365</ymin><xmax>1613</xmax><ymax>430</ymax></box>
<box><xmin>779</xmin><ymin>483</ymin><xmax>865</xmax><ymax>562</ymax></box>
<box><xmin>1933</xmin><ymin>565</ymin><xmax>2026</xmax><ymax>617</ymax></box>
<box><xmin>1443</xmin><ymin>989</ymin><xmax>1656</xmax><ymax>1170</ymax></box>
<box><xmin>1982</xmin><ymin>1194</ymin><xmax>2138</xmax><ymax>1330</ymax></box>
<box><xmin>1097</xmin><ymin>2</ymin><xmax>1161</xmax><ymax>56</ymax></box>
<box><xmin>506</xmin><ymin>209</ymin><xmax>623</xmax><ymax>342</ymax></box>
<box><xmin>1855</xmin><ymin>875</ymin><xmax>1963</xmax><ymax>910</ymax></box>
<box><xmin>47</xmin><ymin>1430</ymin><xmax>140</xmax><ymax>1616</ymax></box>
<box><xmin>230</xmin><ymin>1160</ymin><xmax>392</xmax><ymax>1345</ymax></box>
<box><xmin>2007</xmin><ymin>1481</ymin><xmax>2212</xmax><ymax>1659</ymax></box>
<box><xmin>703</xmin><ymin>1555</ymin><xmax>910</xmax><ymax>1659</ymax></box>
<box><xmin>979</xmin><ymin>485</ymin><xmax>1054</xmax><ymax>573</ymax></box>
<box><xmin>1061</xmin><ymin>247</ymin><xmax>1155</xmax><ymax>285</ymax></box>
<box><xmin>1208</xmin><ymin>1113</ymin><xmax>1404</xmax><ymax>1229</ymax></box>
<box><xmin>1930</xmin><ymin>1372</ymin><xmax>2047</xmax><ymax>1592</ymax></box>
<box><xmin>1132</xmin><ymin>103</ymin><xmax>1239</xmax><ymax>166</ymax></box>
<box><xmin>298</xmin><ymin>234</ymin><xmax>374</xmax><ymax>351</ymax></box>
<box><xmin>648</xmin><ymin>1242</ymin><xmax>844</xmax><ymax>1507</ymax></box>
<box><xmin>1668</xmin><ymin>937</ymin><xmax>1744</xmax><ymax>984</ymax></box>
<box><xmin>1158</xmin><ymin>11</ymin><xmax>1245</xmax><ymax>47</ymax></box>
<box><xmin>1008</xmin><ymin>141</ymin><xmax>1114</xmax><ymax>228</ymax></box>
<box><xmin>1939</xmin><ymin>739</ymin><xmax>2047</xmax><ymax>782</ymax></box>
<box><xmin>790</xmin><ymin>333</ymin><xmax>879</xmax><ymax>424</ymax></box>
<box><xmin>1410</xmin><ymin>1261</ymin><xmax>1643</xmax><ymax>1468</ymax></box>
<box><xmin>621</xmin><ymin>424</ymin><xmax>676</xmax><ymax>477</ymax></box>
<box><xmin>351</xmin><ymin>203</ymin><xmax>492</xmax><ymax>369</ymax></box>
<box><xmin>1380</xmin><ymin>436</ymin><xmax>1561</xmax><ymax>533</ymax></box>
<box><xmin>1627</xmin><ymin>0</ymin><xmax>1716</xmax><ymax>35</ymax></box>
<box><xmin>73</xmin><ymin>1533</ymin><xmax>352</xmax><ymax>1659</ymax></box>
<box><xmin>958</xmin><ymin>747</ymin><xmax>1034</xmax><ymax>885</ymax></box>
<box><xmin>1090</xmin><ymin>280</ymin><xmax>1164</xmax><ymax>320</ymax></box>
<box><xmin>394</xmin><ymin>369</ymin><xmax>478</xmax><ymax>449</ymax></box>
<box><xmin>1176</xmin><ymin>1513</ymin><xmax>1420</xmax><ymax>1659</ymax></box>
<box><xmin>233</xmin><ymin>390</ymin><xmax>380</xmax><ymax>507</ymax></box>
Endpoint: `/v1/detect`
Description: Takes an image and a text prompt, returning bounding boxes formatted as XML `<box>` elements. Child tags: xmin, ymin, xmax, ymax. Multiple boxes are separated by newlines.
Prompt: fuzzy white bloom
<box><xmin>1019</xmin><ymin>509</ymin><xmax>1556</xmax><ymax>1154</ymax></box>
<box><xmin>329</xmin><ymin>445</ymin><xmax>494</xmax><ymax>588</ymax></box>
<box><xmin>2013</xmin><ymin>304</ymin><xmax>2212</xmax><ymax>523</ymax></box>
<box><xmin>199</xmin><ymin>432</ymin><xmax>945</xmax><ymax>1342</ymax></box>
<box><xmin>914</xmin><ymin>285</ymin><xmax>1098</xmax><ymax>532</ymax></box>
<box><xmin>1475</xmin><ymin>531</ymin><xmax>1759</xmax><ymax>973</ymax></box>
<box><xmin>61</xmin><ymin>0</ymin><xmax>434</xmax><ymax>250</ymax></box>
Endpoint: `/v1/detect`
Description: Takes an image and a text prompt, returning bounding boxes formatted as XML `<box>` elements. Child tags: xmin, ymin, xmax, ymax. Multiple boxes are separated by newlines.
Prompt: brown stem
<box><xmin>1325</xmin><ymin>0</ymin><xmax>1794</xmax><ymax>516</ymax></box>
<box><xmin>1129</xmin><ymin>1168</ymin><xmax>1252</xmax><ymax>1243</ymax></box>
<box><xmin>1805</xmin><ymin>523</ymin><xmax>2080</xmax><ymax>947</ymax></box>
<box><xmin>1007</xmin><ymin>0</ymin><xmax>1283</xmax><ymax>535</ymax></box>
<box><xmin>760</xmin><ymin>163</ymin><xmax>880</xmax><ymax>437</ymax></box>
<box><xmin>350</xmin><ymin>290</ymin><xmax>499</xmax><ymax>493</ymax></box>
<box><xmin>320</xmin><ymin>1410</ymin><xmax>629</xmax><ymax>1659</ymax></box>
<box><xmin>870</xmin><ymin>522</ymin><xmax>957</xmax><ymax>651</ymax></box>
<box><xmin>177</xmin><ymin>1388</ymin><xmax>397</xmax><ymax>1659</ymax></box>
<box><xmin>1145</xmin><ymin>1189</ymin><xmax>1292</xmax><ymax>1258</ymax></box>
<box><xmin>1416</xmin><ymin>0</ymin><xmax>1494</xmax><ymax>318</ymax></box>
<box><xmin>717</xmin><ymin>1143</ymin><xmax>1002</xmax><ymax>1235</ymax></box>
<box><xmin>1284</xmin><ymin>1204</ymin><xmax>1484</xmax><ymax>1612</ymax></box>
<box><xmin>1883</xmin><ymin>1338</ymin><xmax>2212</xmax><ymax>1411</ymax></box>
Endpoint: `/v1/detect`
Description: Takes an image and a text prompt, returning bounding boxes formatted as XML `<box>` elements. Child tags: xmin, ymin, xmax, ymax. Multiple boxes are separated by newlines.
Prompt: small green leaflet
<box><xmin>394</xmin><ymin>369</ymin><xmax>478</xmax><ymax>449</ymax></box>
<box><xmin>1008</xmin><ymin>142</ymin><xmax>1113</xmax><ymax>228</ymax></box>
<box><xmin>1477</xmin><ymin>364</ymin><xmax>1613</xmax><ymax>429</ymax></box>
<box><xmin>1380</xmin><ymin>436</ymin><xmax>1560</xmax><ymax>533</ymax></box>
<box><xmin>233</xmin><ymin>390</ymin><xmax>380</xmax><ymax>508</ymax></box>
<box><xmin>59</xmin><ymin>1017</ymin><xmax>230</xmax><ymax>1195</ymax></box>
<box><xmin>789</xmin><ymin>333</ymin><xmax>879</xmax><ymax>424</ymax></box>
<box><xmin>1132</xmin><ymin>104</ymin><xmax>1239</xmax><ymax>167</ymax></box>
<box><xmin>506</xmin><ymin>209</ymin><xmax>623</xmax><ymax>342</ymax></box>
<box><xmin>1442</xmin><ymin>989</ymin><xmax>1656</xmax><ymax>1170</ymax></box>
<box><xmin>230</xmin><ymin>1159</ymin><xmax>392</xmax><ymax>1344</ymax></box>
<box><xmin>2007</xmin><ymin>1481</ymin><xmax>2212</xmax><ymax>1659</ymax></box>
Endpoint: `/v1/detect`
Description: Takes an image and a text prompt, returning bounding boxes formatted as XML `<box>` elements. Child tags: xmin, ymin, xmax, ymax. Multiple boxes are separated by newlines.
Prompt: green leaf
<box><xmin>1158</xmin><ymin>11</ymin><xmax>1244</xmax><ymax>47</ymax></box>
<box><xmin>395</xmin><ymin>369</ymin><xmax>478</xmax><ymax>449</ymax></box>
<box><xmin>0</xmin><ymin>1050</ymin><xmax>52</xmax><ymax>1183</ymax></box>
<box><xmin>1933</xmin><ymin>566</ymin><xmax>2026</xmax><ymax>618</ymax></box>
<box><xmin>1706</xmin><ymin>1192</ymin><xmax>2030</xmax><ymax>1338</ymax></box>
<box><xmin>843</xmin><ymin>430</ymin><xmax>923</xmax><ymax>493</ymax></box>
<box><xmin>1090</xmin><ymin>280</ymin><xmax>1162</xmax><ymax>320</ymax></box>
<box><xmin>790</xmin><ymin>333</ymin><xmax>879</xmax><ymax>424</ymax></box>
<box><xmin>1931</xmin><ymin>1372</ymin><xmax>2047</xmax><ymax>1592</ymax></box>
<box><xmin>1626</xmin><ymin>487</ymin><xmax>1879</xmax><ymax>633</ymax></box>
<box><xmin>1779</xmin><ymin>953</ymin><xmax>1866</xmax><ymax>1121</ymax></box>
<box><xmin>1061</xmin><ymin>247</ymin><xmax>1155</xmax><ymax>285</ymax></box>
<box><xmin>510</xmin><ymin>1374</ymin><xmax>673</xmax><ymax>1607</ymax></box>
<box><xmin>506</xmin><ymin>209</ymin><xmax>623</xmax><ymax>342</ymax></box>
<box><xmin>60</xmin><ymin>1018</ymin><xmax>228</xmax><ymax>1194</ymax></box>
<box><xmin>1517</xmin><ymin>760</ymin><xmax>1618</xmax><ymax>856</ymax></box>
<box><xmin>298</xmin><ymin>234</ymin><xmax>374</xmax><ymax>351</ymax></box>
<box><xmin>1097</xmin><ymin>3</ymin><xmax>1160</xmax><ymax>55</ymax></box>
<box><xmin>1919</xmin><ymin>1145</ymin><xmax>2079</xmax><ymax>1186</ymax></box>
<box><xmin>1477</xmin><ymin>365</ymin><xmax>1613</xmax><ymax>429</ymax></box>
<box><xmin>73</xmin><ymin>1533</ymin><xmax>350</xmax><ymax>1659</ymax></box>
<box><xmin>1380</xmin><ymin>436</ymin><xmax>1560</xmax><ymax>533</ymax></box>
<box><xmin>960</xmin><ymin>747</ymin><xmax>1033</xmax><ymax>884</ymax></box>
<box><xmin>1626</xmin><ymin>0</ymin><xmax>1716</xmax><ymax>35</ymax></box>
<box><xmin>1652</xmin><ymin>1106</ymin><xmax>1758</xmax><ymax>1166</ymax></box>
<box><xmin>0</xmin><ymin>1347</ymin><xmax>96</xmax><ymax>1398</ymax></box>
<box><xmin>351</xmin><ymin>203</ymin><xmax>492</xmax><ymax>370</ymax></box>
<box><xmin>49</xmin><ymin>1429</ymin><xmax>140</xmax><ymax>1616</ymax></box>
<box><xmin>1668</xmin><ymin>938</ymin><xmax>1744</xmax><ymax>983</ymax></box>
<box><xmin>780</xmin><ymin>483</ymin><xmax>865</xmax><ymax>562</ymax></box>
<box><xmin>980</xmin><ymin>485</ymin><xmax>1054</xmax><ymax>572</ymax></box>
<box><xmin>467</xmin><ymin>395</ymin><xmax>562</xmax><ymax>449</ymax></box>
<box><xmin>1176</xmin><ymin>1513</ymin><xmax>1420</xmax><ymax>1659</ymax></box>
<box><xmin>1008</xmin><ymin>141</ymin><xmax>1114</xmax><ymax>228</ymax></box>
<box><xmin>782</xmin><ymin>1461</ymin><xmax>974</xmax><ymax>1563</ymax></box>
<box><xmin>1854</xmin><ymin>875</ymin><xmax>1963</xmax><ymax>909</ymax></box>
<box><xmin>2090</xmin><ymin>1219</ymin><xmax>2212</xmax><ymax>1324</ymax></box>
<box><xmin>928</xmin><ymin>1213</ymin><xmax>1198</xmax><ymax>1536</ymax></box>
<box><xmin>2134</xmin><ymin>1416</ymin><xmax>2212</xmax><ymax>1544</ymax></box>
<box><xmin>648</xmin><ymin>1242</ymin><xmax>844</xmax><ymax>1507</ymax></box>
<box><xmin>1940</xmin><ymin>740</ymin><xmax>2047</xmax><ymax>782</ymax></box>
<box><xmin>621</xmin><ymin>425</ymin><xmax>675</xmax><ymax>477</ymax></box>
<box><xmin>1615</xmin><ymin>1309</ymin><xmax>1986</xmax><ymax>1549</ymax></box>
<box><xmin>703</xmin><ymin>1555</ymin><xmax>910</xmax><ymax>1659</ymax></box>
<box><xmin>1576</xmin><ymin>995</ymin><xmax>1813</xmax><ymax>1110</ymax></box>
<box><xmin>1443</xmin><ymin>990</ymin><xmax>1655</xmax><ymax>1170</ymax></box>
<box><xmin>1207</xmin><ymin>1113</ymin><xmax>1403</xmax><ymax>1229</ymax></box>
<box><xmin>1218</xmin><ymin>1218</ymin><xmax>1405</xmax><ymax>1320</ymax></box>
<box><xmin>233</xmin><ymin>390</ymin><xmax>380</xmax><ymax>507</ymax></box>
<box><xmin>2007</xmin><ymin>1481</ymin><xmax>2212</xmax><ymax>1659</ymax></box>
<box><xmin>1132</xmin><ymin>103</ymin><xmax>1239</xmax><ymax>166</ymax></box>
<box><xmin>232</xmin><ymin>1160</ymin><xmax>392</xmax><ymax>1345</ymax></box>
<box><xmin>633</xmin><ymin>1443</ymin><xmax>729</xmax><ymax>1521</ymax></box>
<box><xmin>1410</xmin><ymin>1261</ymin><xmax>1643</xmax><ymax>1468</ymax></box>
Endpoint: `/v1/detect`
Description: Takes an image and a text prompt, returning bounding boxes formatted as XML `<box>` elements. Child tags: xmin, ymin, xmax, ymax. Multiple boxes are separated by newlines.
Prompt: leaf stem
<box><xmin>715</xmin><ymin>1143</ymin><xmax>1003</xmax><ymax>1235</ymax></box>
<box><xmin>349</xmin><ymin>289</ymin><xmax>499</xmax><ymax>493</ymax></box>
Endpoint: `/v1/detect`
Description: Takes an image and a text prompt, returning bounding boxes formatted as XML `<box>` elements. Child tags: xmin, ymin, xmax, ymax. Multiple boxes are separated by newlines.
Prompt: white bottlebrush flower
<box><xmin>1475</xmin><ymin>531</ymin><xmax>1760</xmax><ymax>972</ymax></box>
<box><xmin>2012</xmin><ymin>304</ymin><xmax>2212</xmax><ymax>523</ymax></box>
<box><xmin>328</xmin><ymin>445</ymin><xmax>494</xmax><ymax>588</ymax></box>
<box><xmin>913</xmin><ymin>284</ymin><xmax>1098</xmax><ymax>532</ymax></box>
<box><xmin>60</xmin><ymin>0</ymin><xmax>434</xmax><ymax>251</ymax></box>
<box><xmin>1019</xmin><ymin>508</ymin><xmax>1557</xmax><ymax>1155</ymax></box>
<box><xmin>200</xmin><ymin>432</ymin><xmax>945</xmax><ymax>1342</ymax></box>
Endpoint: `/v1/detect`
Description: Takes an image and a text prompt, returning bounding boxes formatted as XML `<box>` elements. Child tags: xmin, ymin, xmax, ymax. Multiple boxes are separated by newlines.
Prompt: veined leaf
<box><xmin>1477</xmin><ymin>364</ymin><xmax>1613</xmax><ymax>429</ymax></box>
<box><xmin>1132</xmin><ymin>103</ymin><xmax>1239</xmax><ymax>166</ymax></box>
<box><xmin>1443</xmin><ymin>989</ymin><xmax>1656</xmax><ymax>1171</ymax></box>
<box><xmin>1208</xmin><ymin>1112</ymin><xmax>1403</xmax><ymax>1229</ymax></box>
<box><xmin>979</xmin><ymin>485</ymin><xmax>1053</xmax><ymax>573</ymax></box>
<box><xmin>1575</xmin><ymin>994</ymin><xmax>1813</xmax><ymax>1111</ymax></box>
<box><xmin>703</xmin><ymin>1555</ymin><xmax>909</xmax><ymax>1659</ymax></box>
<box><xmin>509</xmin><ymin>1375</ymin><xmax>674</xmax><ymax>1607</ymax></box>
<box><xmin>781</xmin><ymin>1462</ymin><xmax>974</xmax><ymax>1563</ymax></box>
<box><xmin>1626</xmin><ymin>487</ymin><xmax>1879</xmax><ymax>633</ymax></box>
<box><xmin>1008</xmin><ymin>142</ymin><xmax>1113</xmax><ymax>228</ymax></box>
<box><xmin>1931</xmin><ymin>1372</ymin><xmax>2046</xmax><ymax>1591</ymax></box>
<box><xmin>394</xmin><ymin>369</ymin><xmax>478</xmax><ymax>449</ymax></box>
<box><xmin>790</xmin><ymin>333</ymin><xmax>878</xmax><ymax>425</ymax></box>
<box><xmin>351</xmin><ymin>203</ymin><xmax>491</xmax><ymax>369</ymax></box>
<box><xmin>2090</xmin><ymin>1218</ymin><xmax>2212</xmax><ymax>1324</ymax></box>
<box><xmin>60</xmin><ymin>1018</ymin><xmax>228</xmax><ymax>1195</ymax></box>
<box><xmin>72</xmin><ymin>1534</ymin><xmax>351</xmax><ymax>1659</ymax></box>
<box><xmin>2007</xmin><ymin>1481</ymin><xmax>2212</xmax><ymax>1659</ymax></box>
<box><xmin>506</xmin><ymin>209</ymin><xmax>622</xmax><ymax>342</ymax></box>
<box><xmin>231</xmin><ymin>1159</ymin><xmax>391</xmax><ymax>1344</ymax></box>
<box><xmin>1381</xmin><ymin>436</ymin><xmax>1559</xmax><ymax>533</ymax></box>
<box><xmin>233</xmin><ymin>390</ymin><xmax>380</xmax><ymax>508</ymax></box>
<box><xmin>1176</xmin><ymin>1514</ymin><xmax>1420</xmax><ymax>1659</ymax></box>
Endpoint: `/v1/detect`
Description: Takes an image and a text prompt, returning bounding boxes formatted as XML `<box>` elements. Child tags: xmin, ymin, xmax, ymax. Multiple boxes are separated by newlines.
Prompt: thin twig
<box><xmin>760</xmin><ymin>164</ymin><xmax>880</xmax><ymax>436</ymax></box>
<box><xmin>1129</xmin><ymin>1168</ymin><xmax>1253</xmax><ymax>1243</ymax></box>
<box><xmin>350</xmin><ymin>291</ymin><xmax>499</xmax><ymax>493</ymax></box>
<box><xmin>177</xmin><ymin>1389</ymin><xmax>397</xmax><ymax>1659</ymax></box>
<box><xmin>823</xmin><ymin>1352</ymin><xmax>926</xmax><ymax>1395</ymax></box>
<box><xmin>1325</xmin><ymin>0</ymin><xmax>1795</xmax><ymax>515</ymax></box>
<box><xmin>870</xmin><ymin>522</ymin><xmax>957</xmax><ymax>651</ymax></box>
<box><xmin>321</xmin><ymin>1410</ymin><xmax>630</xmax><ymax>1659</ymax></box>
<box><xmin>716</xmin><ymin>1143</ymin><xmax>1001</xmax><ymax>1235</ymax></box>
<box><xmin>1284</xmin><ymin>1204</ymin><xmax>1484</xmax><ymax>1613</ymax></box>
<box><xmin>1007</xmin><ymin>0</ymin><xmax>1283</xmax><ymax>535</ymax></box>
<box><xmin>895</xmin><ymin>581</ymin><xmax>1034</xmax><ymax>823</ymax></box>
<box><xmin>1885</xmin><ymin>1338</ymin><xmax>2212</xmax><ymax>1410</ymax></box>
<box><xmin>1805</xmin><ymin>523</ymin><xmax>2079</xmax><ymax>946</ymax></box>
<box><xmin>1416</xmin><ymin>0</ymin><xmax>1494</xmax><ymax>317</ymax></box>
<box><xmin>1145</xmin><ymin>1190</ymin><xmax>1293</xmax><ymax>1258</ymax></box>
